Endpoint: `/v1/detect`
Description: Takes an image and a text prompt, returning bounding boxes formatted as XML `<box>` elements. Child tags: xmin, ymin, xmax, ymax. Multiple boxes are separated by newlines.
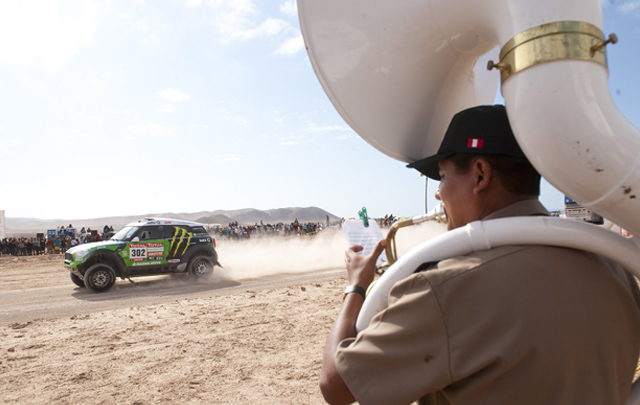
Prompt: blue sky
<box><xmin>0</xmin><ymin>0</ymin><xmax>638</xmax><ymax>221</ymax></box>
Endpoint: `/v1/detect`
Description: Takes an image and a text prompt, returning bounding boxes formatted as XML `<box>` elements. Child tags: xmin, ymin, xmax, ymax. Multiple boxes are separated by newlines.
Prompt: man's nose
<box><xmin>435</xmin><ymin>188</ymin><xmax>441</xmax><ymax>201</ymax></box>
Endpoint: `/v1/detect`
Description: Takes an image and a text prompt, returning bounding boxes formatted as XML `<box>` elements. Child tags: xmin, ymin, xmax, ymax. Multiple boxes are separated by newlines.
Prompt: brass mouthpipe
<box><xmin>383</xmin><ymin>203</ymin><xmax>447</xmax><ymax>267</ymax></box>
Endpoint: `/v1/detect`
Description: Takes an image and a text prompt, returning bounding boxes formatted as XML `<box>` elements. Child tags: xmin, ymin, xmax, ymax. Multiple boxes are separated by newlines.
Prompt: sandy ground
<box><xmin>0</xmin><ymin>223</ymin><xmax>447</xmax><ymax>404</ymax></box>
<box><xmin>0</xmin><ymin>253</ymin><xmax>343</xmax><ymax>404</ymax></box>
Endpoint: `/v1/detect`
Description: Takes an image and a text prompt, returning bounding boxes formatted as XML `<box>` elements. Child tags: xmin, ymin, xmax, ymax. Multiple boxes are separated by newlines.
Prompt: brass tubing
<box><xmin>382</xmin><ymin>204</ymin><xmax>447</xmax><ymax>267</ymax></box>
<box><xmin>384</xmin><ymin>218</ymin><xmax>415</xmax><ymax>265</ymax></box>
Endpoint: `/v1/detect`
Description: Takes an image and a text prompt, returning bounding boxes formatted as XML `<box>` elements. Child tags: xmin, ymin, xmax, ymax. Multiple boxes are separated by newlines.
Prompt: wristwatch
<box><xmin>343</xmin><ymin>285</ymin><xmax>367</xmax><ymax>301</ymax></box>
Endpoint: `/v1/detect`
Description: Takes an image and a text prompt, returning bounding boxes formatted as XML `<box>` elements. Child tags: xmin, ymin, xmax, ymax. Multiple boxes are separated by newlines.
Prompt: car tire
<box><xmin>188</xmin><ymin>255</ymin><xmax>214</xmax><ymax>279</ymax></box>
<box><xmin>70</xmin><ymin>272</ymin><xmax>85</xmax><ymax>288</ymax></box>
<box><xmin>84</xmin><ymin>263</ymin><xmax>116</xmax><ymax>292</ymax></box>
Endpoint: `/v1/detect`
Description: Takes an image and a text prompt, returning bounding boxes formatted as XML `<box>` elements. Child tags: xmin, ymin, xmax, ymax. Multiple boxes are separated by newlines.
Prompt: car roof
<box><xmin>124</xmin><ymin>218</ymin><xmax>206</xmax><ymax>228</ymax></box>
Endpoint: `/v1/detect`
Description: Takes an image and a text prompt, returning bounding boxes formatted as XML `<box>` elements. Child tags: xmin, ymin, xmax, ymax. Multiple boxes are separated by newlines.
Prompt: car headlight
<box><xmin>74</xmin><ymin>249</ymin><xmax>90</xmax><ymax>260</ymax></box>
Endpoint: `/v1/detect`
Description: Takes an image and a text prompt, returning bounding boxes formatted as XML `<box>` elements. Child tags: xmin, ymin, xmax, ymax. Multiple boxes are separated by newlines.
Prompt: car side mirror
<box><xmin>131</xmin><ymin>237</ymin><xmax>140</xmax><ymax>242</ymax></box>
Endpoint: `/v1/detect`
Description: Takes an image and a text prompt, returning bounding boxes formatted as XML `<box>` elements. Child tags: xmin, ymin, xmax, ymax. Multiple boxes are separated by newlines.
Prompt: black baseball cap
<box><xmin>407</xmin><ymin>105</ymin><xmax>526</xmax><ymax>180</ymax></box>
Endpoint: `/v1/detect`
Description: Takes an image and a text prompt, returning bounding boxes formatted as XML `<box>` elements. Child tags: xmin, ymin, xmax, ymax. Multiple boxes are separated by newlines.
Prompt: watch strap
<box><xmin>343</xmin><ymin>285</ymin><xmax>367</xmax><ymax>301</ymax></box>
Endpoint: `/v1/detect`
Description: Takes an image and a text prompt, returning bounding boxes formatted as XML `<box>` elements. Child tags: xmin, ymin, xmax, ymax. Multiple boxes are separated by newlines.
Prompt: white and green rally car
<box><xmin>64</xmin><ymin>218</ymin><xmax>220</xmax><ymax>292</ymax></box>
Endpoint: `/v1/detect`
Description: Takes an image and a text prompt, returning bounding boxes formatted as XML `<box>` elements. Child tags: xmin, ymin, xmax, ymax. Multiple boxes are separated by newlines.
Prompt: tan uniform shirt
<box><xmin>336</xmin><ymin>200</ymin><xmax>640</xmax><ymax>404</ymax></box>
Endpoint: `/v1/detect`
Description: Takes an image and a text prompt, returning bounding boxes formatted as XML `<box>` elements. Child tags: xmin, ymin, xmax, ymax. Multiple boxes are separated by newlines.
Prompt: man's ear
<box><xmin>471</xmin><ymin>158</ymin><xmax>492</xmax><ymax>195</ymax></box>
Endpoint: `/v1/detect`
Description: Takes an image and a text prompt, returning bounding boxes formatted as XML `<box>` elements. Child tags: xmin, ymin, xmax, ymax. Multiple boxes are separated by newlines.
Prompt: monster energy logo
<box><xmin>169</xmin><ymin>227</ymin><xmax>193</xmax><ymax>257</ymax></box>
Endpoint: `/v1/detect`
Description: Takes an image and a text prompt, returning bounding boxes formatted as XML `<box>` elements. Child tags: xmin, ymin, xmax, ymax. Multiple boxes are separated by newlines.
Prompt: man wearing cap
<box><xmin>319</xmin><ymin>105</ymin><xmax>640</xmax><ymax>404</ymax></box>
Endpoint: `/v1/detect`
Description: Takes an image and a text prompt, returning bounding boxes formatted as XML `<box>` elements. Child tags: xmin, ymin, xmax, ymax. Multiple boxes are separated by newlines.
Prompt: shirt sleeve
<box><xmin>335</xmin><ymin>273</ymin><xmax>452</xmax><ymax>405</ymax></box>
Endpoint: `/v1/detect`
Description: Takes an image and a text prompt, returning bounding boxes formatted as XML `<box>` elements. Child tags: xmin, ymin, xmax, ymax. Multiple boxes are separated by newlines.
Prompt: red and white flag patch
<box><xmin>467</xmin><ymin>138</ymin><xmax>484</xmax><ymax>149</ymax></box>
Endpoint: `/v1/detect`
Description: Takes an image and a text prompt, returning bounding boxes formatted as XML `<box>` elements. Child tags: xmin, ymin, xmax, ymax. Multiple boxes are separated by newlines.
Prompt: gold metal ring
<box><xmin>487</xmin><ymin>21</ymin><xmax>615</xmax><ymax>85</ymax></box>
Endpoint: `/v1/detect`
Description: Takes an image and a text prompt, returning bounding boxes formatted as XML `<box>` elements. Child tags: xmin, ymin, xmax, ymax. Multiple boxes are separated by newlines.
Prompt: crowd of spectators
<box><xmin>207</xmin><ymin>215</ymin><xmax>403</xmax><ymax>241</ymax></box>
<box><xmin>211</xmin><ymin>219</ymin><xmax>338</xmax><ymax>240</ymax></box>
<box><xmin>0</xmin><ymin>224</ymin><xmax>115</xmax><ymax>257</ymax></box>
<box><xmin>1</xmin><ymin>237</ymin><xmax>47</xmax><ymax>256</ymax></box>
<box><xmin>2</xmin><ymin>216</ymin><xmax>398</xmax><ymax>255</ymax></box>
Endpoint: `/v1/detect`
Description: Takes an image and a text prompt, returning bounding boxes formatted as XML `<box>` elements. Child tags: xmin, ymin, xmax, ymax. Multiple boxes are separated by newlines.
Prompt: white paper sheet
<box><xmin>342</xmin><ymin>219</ymin><xmax>386</xmax><ymax>266</ymax></box>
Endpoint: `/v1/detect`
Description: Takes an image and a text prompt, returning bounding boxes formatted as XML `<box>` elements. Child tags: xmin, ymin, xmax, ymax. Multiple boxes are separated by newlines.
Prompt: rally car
<box><xmin>64</xmin><ymin>218</ymin><xmax>220</xmax><ymax>292</ymax></box>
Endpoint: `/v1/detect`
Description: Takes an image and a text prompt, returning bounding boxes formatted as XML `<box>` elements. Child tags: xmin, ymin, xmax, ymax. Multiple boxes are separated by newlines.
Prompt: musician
<box><xmin>320</xmin><ymin>105</ymin><xmax>640</xmax><ymax>404</ymax></box>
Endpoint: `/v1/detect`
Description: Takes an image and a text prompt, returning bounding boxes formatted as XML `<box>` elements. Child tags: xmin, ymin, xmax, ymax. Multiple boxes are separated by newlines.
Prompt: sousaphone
<box><xmin>298</xmin><ymin>0</ymin><xmax>640</xmax><ymax>402</ymax></box>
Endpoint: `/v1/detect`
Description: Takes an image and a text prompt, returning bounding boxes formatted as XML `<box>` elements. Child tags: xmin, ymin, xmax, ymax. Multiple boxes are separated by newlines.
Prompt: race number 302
<box><xmin>129</xmin><ymin>244</ymin><xmax>148</xmax><ymax>260</ymax></box>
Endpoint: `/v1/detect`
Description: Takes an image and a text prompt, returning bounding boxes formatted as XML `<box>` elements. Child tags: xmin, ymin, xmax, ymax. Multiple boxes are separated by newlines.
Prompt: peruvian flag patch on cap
<box><xmin>467</xmin><ymin>138</ymin><xmax>484</xmax><ymax>149</ymax></box>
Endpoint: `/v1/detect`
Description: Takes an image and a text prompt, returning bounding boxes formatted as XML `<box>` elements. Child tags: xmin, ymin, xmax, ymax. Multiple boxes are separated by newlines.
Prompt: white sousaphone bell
<box><xmin>298</xmin><ymin>0</ymin><xmax>640</xmax><ymax>402</ymax></box>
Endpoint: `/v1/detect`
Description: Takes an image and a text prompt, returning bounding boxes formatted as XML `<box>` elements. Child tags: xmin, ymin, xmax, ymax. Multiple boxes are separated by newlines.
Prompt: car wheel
<box><xmin>84</xmin><ymin>263</ymin><xmax>116</xmax><ymax>292</ymax></box>
<box><xmin>70</xmin><ymin>272</ymin><xmax>85</xmax><ymax>288</ymax></box>
<box><xmin>188</xmin><ymin>255</ymin><xmax>214</xmax><ymax>279</ymax></box>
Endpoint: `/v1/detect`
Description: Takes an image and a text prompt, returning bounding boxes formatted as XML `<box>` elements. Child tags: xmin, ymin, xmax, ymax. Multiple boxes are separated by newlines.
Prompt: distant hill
<box><xmin>193</xmin><ymin>214</ymin><xmax>235</xmax><ymax>225</ymax></box>
<box><xmin>3</xmin><ymin>207</ymin><xmax>342</xmax><ymax>237</ymax></box>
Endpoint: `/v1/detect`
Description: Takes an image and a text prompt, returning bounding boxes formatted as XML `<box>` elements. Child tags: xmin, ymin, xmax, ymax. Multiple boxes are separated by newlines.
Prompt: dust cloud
<box><xmin>213</xmin><ymin>221</ymin><xmax>447</xmax><ymax>281</ymax></box>
<box><xmin>213</xmin><ymin>228</ymin><xmax>347</xmax><ymax>280</ymax></box>
<box><xmin>389</xmin><ymin>220</ymin><xmax>448</xmax><ymax>258</ymax></box>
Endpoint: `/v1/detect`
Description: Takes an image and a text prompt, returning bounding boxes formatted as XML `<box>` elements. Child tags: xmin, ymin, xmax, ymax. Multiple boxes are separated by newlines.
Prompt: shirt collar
<box><xmin>482</xmin><ymin>199</ymin><xmax>549</xmax><ymax>221</ymax></box>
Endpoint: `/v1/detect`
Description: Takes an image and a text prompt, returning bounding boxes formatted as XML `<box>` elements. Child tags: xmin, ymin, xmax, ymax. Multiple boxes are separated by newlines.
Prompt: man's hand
<box><xmin>344</xmin><ymin>239</ymin><xmax>387</xmax><ymax>290</ymax></box>
<box><xmin>319</xmin><ymin>239</ymin><xmax>386</xmax><ymax>404</ymax></box>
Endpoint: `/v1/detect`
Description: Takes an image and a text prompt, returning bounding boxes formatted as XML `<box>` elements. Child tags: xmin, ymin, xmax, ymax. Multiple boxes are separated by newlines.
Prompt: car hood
<box><xmin>67</xmin><ymin>240</ymin><xmax>124</xmax><ymax>254</ymax></box>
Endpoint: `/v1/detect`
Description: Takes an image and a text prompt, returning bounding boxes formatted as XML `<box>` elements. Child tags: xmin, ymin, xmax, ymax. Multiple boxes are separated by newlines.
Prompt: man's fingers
<box><xmin>345</xmin><ymin>245</ymin><xmax>364</xmax><ymax>266</ymax></box>
<box><xmin>369</xmin><ymin>239</ymin><xmax>386</xmax><ymax>259</ymax></box>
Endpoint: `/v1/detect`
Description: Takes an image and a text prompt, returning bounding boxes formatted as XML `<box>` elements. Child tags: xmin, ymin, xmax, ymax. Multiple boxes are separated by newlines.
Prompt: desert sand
<box><xmin>1</xmin><ymin>271</ymin><xmax>340</xmax><ymax>403</ymax></box>
<box><xmin>0</xmin><ymin>261</ymin><xmax>342</xmax><ymax>404</ymax></box>
<box><xmin>0</xmin><ymin>223</ymin><xmax>446</xmax><ymax>404</ymax></box>
<box><xmin>0</xmin><ymin>236</ymin><xmax>348</xmax><ymax>403</ymax></box>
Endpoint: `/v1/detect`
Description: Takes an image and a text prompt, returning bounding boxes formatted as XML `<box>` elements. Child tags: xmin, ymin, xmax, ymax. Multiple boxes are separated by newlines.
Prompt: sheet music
<box><xmin>342</xmin><ymin>219</ymin><xmax>386</xmax><ymax>266</ymax></box>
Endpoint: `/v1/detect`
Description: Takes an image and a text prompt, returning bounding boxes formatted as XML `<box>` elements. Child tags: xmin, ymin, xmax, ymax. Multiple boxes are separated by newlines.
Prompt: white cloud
<box><xmin>157</xmin><ymin>104</ymin><xmax>176</xmax><ymax>113</ymax></box>
<box><xmin>185</xmin><ymin>0</ymin><xmax>202</xmax><ymax>7</ymax></box>
<box><xmin>134</xmin><ymin>18</ymin><xmax>151</xmax><ymax>32</ymax></box>
<box><xmin>275</xmin><ymin>35</ymin><xmax>304</xmax><ymax>55</ymax></box>
<box><xmin>281</xmin><ymin>141</ymin><xmax>296</xmax><ymax>145</ymax></box>
<box><xmin>307</xmin><ymin>124</ymin><xmax>351</xmax><ymax>131</ymax></box>
<box><xmin>208</xmin><ymin>0</ymin><xmax>292</xmax><ymax>43</ymax></box>
<box><xmin>127</xmin><ymin>124</ymin><xmax>173</xmax><ymax>137</ymax></box>
<box><xmin>218</xmin><ymin>109</ymin><xmax>232</xmax><ymax>120</ymax></box>
<box><xmin>208</xmin><ymin>0</ymin><xmax>258</xmax><ymax>42</ymax></box>
<box><xmin>618</xmin><ymin>0</ymin><xmax>640</xmax><ymax>13</ymax></box>
<box><xmin>280</xmin><ymin>1</ymin><xmax>297</xmax><ymax>16</ymax></box>
<box><xmin>216</xmin><ymin>153</ymin><xmax>245</xmax><ymax>161</ymax></box>
<box><xmin>53</xmin><ymin>130</ymin><xmax>88</xmax><ymax>144</ymax></box>
<box><xmin>228</xmin><ymin>17</ymin><xmax>289</xmax><ymax>41</ymax></box>
<box><xmin>0</xmin><ymin>0</ymin><xmax>98</xmax><ymax>72</ymax></box>
<box><xmin>156</xmin><ymin>88</ymin><xmax>191</xmax><ymax>103</ymax></box>
<box><xmin>206</xmin><ymin>1</ymin><xmax>302</xmax><ymax>56</ymax></box>
<box><xmin>217</xmin><ymin>109</ymin><xmax>249</xmax><ymax>124</ymax></box>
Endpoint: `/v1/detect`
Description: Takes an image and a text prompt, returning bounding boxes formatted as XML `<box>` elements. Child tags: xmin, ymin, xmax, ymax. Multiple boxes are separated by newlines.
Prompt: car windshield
<box><xmin>110</xmin><ymin>226</ymin><xmax>141</xmax><ymax>242</ymax></box>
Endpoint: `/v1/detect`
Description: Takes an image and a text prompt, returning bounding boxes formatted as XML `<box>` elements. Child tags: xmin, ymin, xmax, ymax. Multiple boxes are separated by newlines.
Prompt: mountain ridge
<box><xmin>3</xmin><ymin>206</ymin><xmax>342</xmax><ymax>236</ymax></box>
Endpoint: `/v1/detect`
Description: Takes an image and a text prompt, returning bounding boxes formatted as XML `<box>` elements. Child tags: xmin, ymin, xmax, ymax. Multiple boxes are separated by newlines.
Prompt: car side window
<box><xmin>165</xmin><ymin>226</ymin><xmax>179</xmax><ymax>239</ymax></box>
<box><xmin>141</xmin><ymin>226</ymin><xmax>163</xmax><ymax>240</ymax></box>
<box><xmin>192</xmin><ymin>226</ymin><xmax>208</xmax><ymax>236</ymax></box>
